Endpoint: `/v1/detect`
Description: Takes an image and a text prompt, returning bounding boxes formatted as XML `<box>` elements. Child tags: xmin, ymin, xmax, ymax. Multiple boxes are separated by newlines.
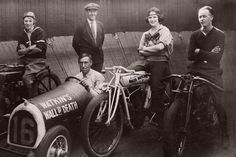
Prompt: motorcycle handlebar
<box><xmin>105</xmin><ymin>66</ymin><xmax>135</xmax><ymax>73</ymax></box>
<box><xmin>0</xmin><ymin>63</ymin><xmax>24</xmax><ymax>68</ymax></box>
<box><xmin>163</xmin><ymin>74</ymin><xmax>223</xmax><ymax>91</ymax></box>
<box><xmin>194</xmin><ymin>76</ymin><xmax>223</xmax><ymax>91</ymax></box>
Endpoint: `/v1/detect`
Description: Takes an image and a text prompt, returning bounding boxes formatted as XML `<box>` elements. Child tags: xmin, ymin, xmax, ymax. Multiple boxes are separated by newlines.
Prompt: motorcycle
<box><xmin>162</xmin><ymin>74</ymin><xmax>225</xmax><ymax>157</ymax></box>
<box><xmin>0</xmin><ymin>63</ymin><xmax>61</xmax><ymax>134</ymax></box>
<box><xmin>80</xmin><ymin>66</ymin><xmax>173</xmax><ymax>157</ymax></box>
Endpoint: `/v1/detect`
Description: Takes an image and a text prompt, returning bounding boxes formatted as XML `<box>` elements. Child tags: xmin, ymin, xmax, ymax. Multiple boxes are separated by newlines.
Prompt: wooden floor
<box><xmin>0</xmin><ymin>31</ymin><xmax>235</xmax><ymax>91</ymax></box>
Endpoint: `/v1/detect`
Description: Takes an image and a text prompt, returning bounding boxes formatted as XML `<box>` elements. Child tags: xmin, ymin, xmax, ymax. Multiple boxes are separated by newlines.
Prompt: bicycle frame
<box><xmin>96</xmin><ymin>66</ymin><xmax>150</xmax><ymax>129</ymax></box>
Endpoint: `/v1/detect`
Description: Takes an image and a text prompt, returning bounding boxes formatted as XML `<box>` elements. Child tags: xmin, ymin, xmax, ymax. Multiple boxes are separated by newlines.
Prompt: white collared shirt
<box><xmin>87</xmin><ymin>19</ymin><xmax>97</xmax><ymax>39</ymax></box>
<box><xmin>75</xmin><ymin>69</ymin><xmax>105</xmax><ymax>96</ymax></box>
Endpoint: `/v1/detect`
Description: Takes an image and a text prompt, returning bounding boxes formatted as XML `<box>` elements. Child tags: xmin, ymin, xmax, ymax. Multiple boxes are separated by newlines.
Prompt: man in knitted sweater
<box><xmin>187</xmin><ymin>6</ymin><xmax>229</xmax><ymax>147</ymax></box>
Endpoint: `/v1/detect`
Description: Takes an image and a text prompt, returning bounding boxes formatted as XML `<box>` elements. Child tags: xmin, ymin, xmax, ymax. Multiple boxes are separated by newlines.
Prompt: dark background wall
<box><xmin>0</xmin><ymin>0</ymin><xmax>235</xmax><ymax>41</ymax></box>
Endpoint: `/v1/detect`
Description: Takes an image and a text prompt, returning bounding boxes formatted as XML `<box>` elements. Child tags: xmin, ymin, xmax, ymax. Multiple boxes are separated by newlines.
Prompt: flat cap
<box><xmin>84</xmin><ymin>3</ymin><xmax>100</xmax><ymax>10</ymax></box>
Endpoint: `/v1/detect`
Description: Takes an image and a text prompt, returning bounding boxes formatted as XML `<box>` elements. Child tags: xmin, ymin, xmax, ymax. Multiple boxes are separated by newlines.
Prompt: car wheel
<box><xmin>34</xmin><ymin>125</ymin><xmax>71</xmax><ymax>157</ymax></box>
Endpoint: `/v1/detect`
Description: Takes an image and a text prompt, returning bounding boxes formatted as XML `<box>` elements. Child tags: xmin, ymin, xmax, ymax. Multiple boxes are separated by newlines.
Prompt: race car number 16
<box><xmin>11</xmin><ymin>116</ymin><xmax>36</xmax><ymax>146</ymax></box>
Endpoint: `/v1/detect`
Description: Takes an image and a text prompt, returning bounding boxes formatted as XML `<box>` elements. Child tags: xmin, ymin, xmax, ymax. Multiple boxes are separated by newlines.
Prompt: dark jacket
<box><xmin>72</xmin><ymin>20</ymin><xmax>105</xmax><ymax>64</ymax></box>
<box><xmin>16</xmin><ymin>26</ymin><xmax>47</xmax><ymax>59</ymax></box>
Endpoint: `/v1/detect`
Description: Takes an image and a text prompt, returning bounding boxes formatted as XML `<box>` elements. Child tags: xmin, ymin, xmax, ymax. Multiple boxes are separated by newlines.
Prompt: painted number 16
<box><xmin>11</xmin><ymin>116</ymin><xmax>35</xmax><ymax>146</ymax></box>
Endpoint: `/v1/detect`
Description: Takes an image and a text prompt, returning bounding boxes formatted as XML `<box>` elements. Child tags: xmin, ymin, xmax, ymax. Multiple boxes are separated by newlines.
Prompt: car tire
<box><xmin>34</xmin><ymin>125</ymin><xmax>71</xmax><ymax>157</ymax></box>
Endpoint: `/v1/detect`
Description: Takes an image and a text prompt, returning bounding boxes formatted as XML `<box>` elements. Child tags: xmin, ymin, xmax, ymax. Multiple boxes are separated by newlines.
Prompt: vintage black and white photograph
<box><xmin>0</xmin><ymin>0</ymin><xmax>235</xmax><ymax>157</ymax></box>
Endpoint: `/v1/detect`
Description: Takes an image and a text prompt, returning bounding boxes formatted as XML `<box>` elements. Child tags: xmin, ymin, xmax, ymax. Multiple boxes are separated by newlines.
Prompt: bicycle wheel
<box><xmin>36</xmin><ymin>71</ymin><xmax>61</xmax><ymax>95</ymax></box>
<box><xmin>163</xmin><ymin>98</ymin><xmax>187</xmax><ymax>157</ymax></box>
<box><xmin>81</xmin><ymin>92</ymin><xmax>124</xmax><ymax>157</ymax></box>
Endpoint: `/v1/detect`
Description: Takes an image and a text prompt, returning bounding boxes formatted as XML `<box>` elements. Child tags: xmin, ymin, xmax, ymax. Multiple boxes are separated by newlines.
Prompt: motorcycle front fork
<box><xmin>143</xmin><ymin>85</ymin><xmax>151</xmax><ymax>109</ymax></box>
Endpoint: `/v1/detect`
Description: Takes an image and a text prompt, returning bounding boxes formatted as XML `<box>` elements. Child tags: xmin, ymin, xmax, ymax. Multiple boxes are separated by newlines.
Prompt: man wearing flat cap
<box><xmin>73</xmin><ymin>3</ymin><xmax>105</xmax><ymax>73</ymax></box>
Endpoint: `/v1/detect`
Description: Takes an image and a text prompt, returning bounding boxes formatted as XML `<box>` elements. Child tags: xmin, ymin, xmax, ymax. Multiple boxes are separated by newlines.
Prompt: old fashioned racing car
<box><xmin>1</xmin><ymin>76</ymin><xmax>93</xmax><ymax>157</ymax></box>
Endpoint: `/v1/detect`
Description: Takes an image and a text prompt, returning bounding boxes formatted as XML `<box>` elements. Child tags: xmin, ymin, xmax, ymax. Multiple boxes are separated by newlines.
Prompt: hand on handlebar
<box><xmin>80</xmin><ymin>78</ymin><xmax>90</xmax><ymax>91</ymax></box>
<box><xmin>19</xmin><ymin>44</ymin><xmax>26</xmax><ymax>49</ymax></box>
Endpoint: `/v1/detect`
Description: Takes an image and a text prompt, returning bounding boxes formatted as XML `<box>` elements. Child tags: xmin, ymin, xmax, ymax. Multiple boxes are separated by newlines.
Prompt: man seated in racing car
<box><xmin>75</xmin><ymin>53</ymin><xmax>105</xmax><ymax>96</ymax></box>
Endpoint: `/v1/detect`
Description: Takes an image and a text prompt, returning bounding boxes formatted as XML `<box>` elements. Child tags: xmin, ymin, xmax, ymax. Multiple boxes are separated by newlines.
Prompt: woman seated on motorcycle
<box><xmin>16</xmin><ymin>11</ymin><xmax>47</xmax><ymax>98</ymax></box>
<box><xmin>128</xmin><ymin>7</ymin><xmax>173</xmax><ymax>128</ymax></box>
<box><xmin>75</xmin><ymin>53</ymin><xmax>105</xmax><ymax>97</ymax></box>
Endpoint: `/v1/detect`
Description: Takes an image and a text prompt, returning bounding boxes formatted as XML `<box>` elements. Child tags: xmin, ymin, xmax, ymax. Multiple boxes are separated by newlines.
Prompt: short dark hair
<box><xmin>79</xmin><ymin>53</ymin><xmax>93</xmax><ymax>62</ymax></box>
<box><xmin>198</xmin><ymin>6</ymin><xmax>214</xmax><ymax>16</ymax></box>
<box><xmin>145</xmin><ymin>7</ymin><xmax>164</xmax><ymax>23</ymax></box>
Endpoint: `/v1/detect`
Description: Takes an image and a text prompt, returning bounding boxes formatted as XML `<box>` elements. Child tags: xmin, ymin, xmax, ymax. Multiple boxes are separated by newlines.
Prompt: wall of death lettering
<box><xmin>38</xmin><ymin>94</ymin><xmax>79</xmax><ymax>120</ymax></box>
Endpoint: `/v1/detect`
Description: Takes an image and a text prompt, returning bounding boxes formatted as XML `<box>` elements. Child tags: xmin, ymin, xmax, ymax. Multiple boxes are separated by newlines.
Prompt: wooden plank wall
<box><xmin>0</xmin><ymin>31</ymin><xmax>235</xmax><ymax>92</ymax></box>
<box><xmin>0</xmin><ymin>0</ymin><xmax>236</xmax><ymax>41</ymax></box>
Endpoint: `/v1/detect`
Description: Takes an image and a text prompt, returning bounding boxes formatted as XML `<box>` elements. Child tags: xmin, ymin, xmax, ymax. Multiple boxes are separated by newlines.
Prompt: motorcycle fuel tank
<box><xmin>120</xmin><ymin>71</ymin><xmax>150</xmax><ymax>87</ymax></box>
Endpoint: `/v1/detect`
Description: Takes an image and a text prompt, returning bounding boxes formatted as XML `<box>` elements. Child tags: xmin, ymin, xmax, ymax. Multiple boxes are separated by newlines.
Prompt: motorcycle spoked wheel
<box><xmin>163</xmin><ymin>98</ymin><xmax>187</xmax><ymax>157</ymax></box>
<box><xmin>190</xmin><ymin>92</ymin><xmax>223</xmax><ymax>147</ymax></box>
<box><xmin>80</xmin><ymin>92</ymin><xmax>124</xmax><ymax>157</ymax></box>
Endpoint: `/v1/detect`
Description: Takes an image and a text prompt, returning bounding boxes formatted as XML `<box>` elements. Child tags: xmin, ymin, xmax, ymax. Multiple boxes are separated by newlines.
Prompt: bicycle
<box><xmin>162</xmin><ymin>73</ymin><xmax>225</xmax><ymax>157</ymax></box>
<box><xmin>0</xmin><ymin>63</ymin><xmax>61</xmax><ymax>133</ymax></box>
<box><xmin>80</xmin><ymin>66</ymin><xmax>173</xmax><ymax>157</ymax></box>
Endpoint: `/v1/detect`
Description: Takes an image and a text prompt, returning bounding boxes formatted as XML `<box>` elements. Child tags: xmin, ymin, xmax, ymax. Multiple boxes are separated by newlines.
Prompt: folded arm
<box><xmin>188</xmin><ymin>33</ymin><xmax>225</xmax><ymax>63</ymax></box>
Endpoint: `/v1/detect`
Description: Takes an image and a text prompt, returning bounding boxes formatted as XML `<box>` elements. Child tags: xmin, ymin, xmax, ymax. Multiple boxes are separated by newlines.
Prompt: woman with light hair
<box><xmin>16</xmin><ymin>11</ymin><xmax>47</xmax><ymax>98</ymax></box>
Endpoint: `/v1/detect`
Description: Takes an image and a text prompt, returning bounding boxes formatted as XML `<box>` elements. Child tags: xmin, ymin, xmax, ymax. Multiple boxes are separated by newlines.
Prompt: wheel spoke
<box><xmin>89</xmin><ymin>105</ymin><xmax>122</xmax><ymax>154</ymax></box>
<box><xmin>47</xmin><ymin>135</ymin><xmax>68</xmax><ymax>157</ymax></box>
<box><xmin>37</xmin><ymin>76</ymin><xmax>58</xmax><ymax>94</ymax></box>
<box><xmin>39</xmin><ymin>79</ymin><xmax>49</xmax><ymax>91</ymax></box>
<box><xmin>81</xmin><ymin>93</ymin><xmax>123</xmax><ymax>157</ymax></box>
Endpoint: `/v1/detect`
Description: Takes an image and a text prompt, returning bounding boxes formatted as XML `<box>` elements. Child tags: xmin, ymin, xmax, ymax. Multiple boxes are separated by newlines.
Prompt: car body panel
<box><xmin>7</xmin><ymin>80</ymin><xmax>92</xmax><ymax>149</ymax></box>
